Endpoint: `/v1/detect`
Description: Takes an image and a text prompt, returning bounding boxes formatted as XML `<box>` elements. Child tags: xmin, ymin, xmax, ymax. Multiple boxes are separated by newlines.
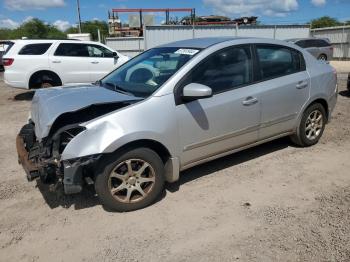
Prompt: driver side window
<box><xmin>87</xmin><ymin>44</ymin><xmax>114</xmax><ymax>58</ymax></box>
<box><xmin>183</xmin><ymin>45</ymin><xmax>253</xmax><ymax>94</ymax></box>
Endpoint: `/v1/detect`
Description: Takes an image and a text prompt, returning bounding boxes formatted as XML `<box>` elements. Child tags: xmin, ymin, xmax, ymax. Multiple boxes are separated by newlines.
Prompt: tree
<box><xmin>0</xmin><ymin>18</ymin><xmax>66</xmax><ymax>39</ymax></box>
<box><xmin>65</xmin><ymin>20</ymin><xmax>108</xmax><ymax>41</ymax></box>
<box><xmin>310</xmin><ymin>16</ymin><xmax>340</xmax><ymax>29</ymax></box>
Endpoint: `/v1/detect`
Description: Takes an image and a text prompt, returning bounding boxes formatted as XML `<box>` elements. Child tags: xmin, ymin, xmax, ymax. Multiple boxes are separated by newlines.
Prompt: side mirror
<box><xmin>112</xmin><ymin>52</ymin><xmax>118</xmax><ymax>58</ymax></box>
<box><xmin>182</xmin><ymin>83</ymin><xmax>212</xmax><ymax>101</ymax></box>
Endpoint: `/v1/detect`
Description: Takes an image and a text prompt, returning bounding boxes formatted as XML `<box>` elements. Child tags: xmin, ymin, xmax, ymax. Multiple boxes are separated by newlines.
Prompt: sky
<box><xmin>0</xmin><ymin>0</ymin><xmax>349</xmax><ymax>31</ymax></box>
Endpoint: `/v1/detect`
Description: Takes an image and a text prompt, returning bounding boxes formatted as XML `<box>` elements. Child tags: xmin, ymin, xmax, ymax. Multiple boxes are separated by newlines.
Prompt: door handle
<box><xmin>91</xmin><ymin>61</ymin><xmax>99</xmax><ymax>64</ymax></box>
<box><xmin>242</xmin><ymin>96</ymin><xmax>258</xmax><ymax>106</ymax></box>
<box><xmin>296</xmin><ymin>81</ymin><xmax>308</xmax><ymax>89</ymax></box>
<box><xmin>52</xmin><ymin>60</ymin><xmax>61</xmax><ymax>63</ymax></box>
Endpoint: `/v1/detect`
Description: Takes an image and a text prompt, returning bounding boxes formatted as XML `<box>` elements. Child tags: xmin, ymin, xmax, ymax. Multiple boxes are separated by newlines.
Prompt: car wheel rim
<box><xmin>305</xmin><ymin>110</ymin><xmax>323</xmax><ymax>141</ymax></box>
<box><xmin>108</xmin><ymin>159</ymin><xmax>155</xmax><ymax>203</ymax></box>
<box><xmin>318</xmin><ymin>55</ymin><xmax>326</xmax><ymax>61</ymax></box>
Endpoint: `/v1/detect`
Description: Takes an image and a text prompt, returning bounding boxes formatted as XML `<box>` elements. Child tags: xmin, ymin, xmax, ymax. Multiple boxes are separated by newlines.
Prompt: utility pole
<box><xmin>76</xmin><ymin>0</ymin><xmax>82</xmax><ymax>33</ymax></box>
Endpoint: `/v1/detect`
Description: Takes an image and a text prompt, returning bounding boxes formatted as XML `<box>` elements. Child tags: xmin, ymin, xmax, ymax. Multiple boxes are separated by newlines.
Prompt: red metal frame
<box><xmin>111</xmin><ymin>8</ymin><xmax>193</xmax><ymax>12</ymax></box>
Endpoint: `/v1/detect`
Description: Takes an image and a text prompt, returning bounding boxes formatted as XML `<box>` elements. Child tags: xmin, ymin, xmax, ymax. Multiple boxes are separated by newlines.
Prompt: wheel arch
<box><xmin>95</xmin><ymin>139</ymin><xmax>180</xmax><ymax>183</ymax></box>
<box><xmin>111</xmin><ymin>139</ymin><xmax>172</xmax><ymax>164</ymax></box>
<box><xmin>307</xmin><ymin>98</ymin><xmax>329</xmax><ymax>121</ymax></box>
<box><xmin>28</xmin><ymin>70</ymin><xmax>62</xmax><ymax>89</ymax></box>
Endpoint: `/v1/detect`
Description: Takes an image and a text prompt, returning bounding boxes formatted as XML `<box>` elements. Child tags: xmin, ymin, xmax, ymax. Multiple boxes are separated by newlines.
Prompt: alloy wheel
<box><xmin>305</xmin><ymin>109</ymin><xmax>323</xmax><ymax>141</ymax></box>
<box><xmin>108</xmin><ymin>159</ymin><xmax>156</xmax><ymax>203</ymax></box>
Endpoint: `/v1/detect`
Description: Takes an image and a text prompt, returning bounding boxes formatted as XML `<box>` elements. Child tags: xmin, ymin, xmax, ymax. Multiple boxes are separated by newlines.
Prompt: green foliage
<box><xmin>310</xmin><ymin>16</ymin><xmax>341</xmax><ymax>29</ymax></box>
<box><xmin>0</xmin><ymin>18</ymin><xmax>66</xmax><ymax>39</ymax></box>
<box><xmin>80</xmin><ymin>20</ymin><xmax>108</xmax><ymax>41</ymax></box>
<box><xmin>0</xmin><ymin>18</ymin><xmax>107</xmax><ymax>41</ymax></box>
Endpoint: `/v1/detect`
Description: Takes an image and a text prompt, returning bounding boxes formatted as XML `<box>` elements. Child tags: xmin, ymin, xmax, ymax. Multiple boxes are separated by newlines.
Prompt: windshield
<box><xmin>100</xmin><ymin>47</ymin><xmax>200</xmax><ymax>98</ymax></box>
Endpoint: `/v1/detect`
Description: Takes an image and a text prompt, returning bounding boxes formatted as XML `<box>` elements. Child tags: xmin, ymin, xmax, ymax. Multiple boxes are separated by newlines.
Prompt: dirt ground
<box><xmin>0</xmin><ymin>71</ymin><xmax>350</xmax><ymax>262</ymax></box>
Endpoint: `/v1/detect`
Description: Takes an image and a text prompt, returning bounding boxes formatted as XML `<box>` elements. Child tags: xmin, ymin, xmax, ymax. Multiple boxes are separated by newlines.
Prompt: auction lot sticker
<box><xmin>175</xmin><ymin>49</ymin><xmax>199</xmax><ymax>56</ymax></box>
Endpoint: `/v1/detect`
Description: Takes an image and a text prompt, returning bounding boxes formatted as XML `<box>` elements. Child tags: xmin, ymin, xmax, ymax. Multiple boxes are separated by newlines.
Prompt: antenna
<box><xmin>76</xmin><ymin>0</ymin><xmax>82</xmax><ymax>33</ymax></box>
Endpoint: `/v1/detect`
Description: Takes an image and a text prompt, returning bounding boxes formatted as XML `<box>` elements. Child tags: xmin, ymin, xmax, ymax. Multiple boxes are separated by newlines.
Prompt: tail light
<box><xmin>3</xmin><ymin>58</ymin><xmax>14</xmax><ymax>66</ymax></box>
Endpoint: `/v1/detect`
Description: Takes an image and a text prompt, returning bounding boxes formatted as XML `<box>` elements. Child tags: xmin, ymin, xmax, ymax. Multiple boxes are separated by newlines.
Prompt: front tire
<box><xmin>291</xmin><ymin>103</ymin><xmax>326</xmax><ymax>147</ymax></box>
<box><xmin>95</xmin><ymin>148</ymin><xmax>165</xmax><ymax>212</ymax></box>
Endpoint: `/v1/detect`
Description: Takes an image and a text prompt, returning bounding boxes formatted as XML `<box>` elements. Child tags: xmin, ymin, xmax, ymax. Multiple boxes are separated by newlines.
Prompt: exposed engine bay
<box><xmin>17</xmin><ymin>101</ymin><xmax>138</xmax><ymax>194</ymax></box>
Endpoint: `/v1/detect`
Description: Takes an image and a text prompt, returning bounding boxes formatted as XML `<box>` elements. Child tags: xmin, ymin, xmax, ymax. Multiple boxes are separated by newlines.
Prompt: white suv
<box><xmin>3</xmin><ymin>39</ymin><xmax>129</xmax><ymax>89</ymax></box>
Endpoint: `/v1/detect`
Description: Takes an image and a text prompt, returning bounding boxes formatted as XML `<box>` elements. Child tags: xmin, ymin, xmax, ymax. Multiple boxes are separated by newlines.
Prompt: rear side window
<box><xmin>314</xmin><ymin>39</ymin><xmax>331</xmax><ymax>47</ymax></box>
<box><xmin>256</xmin><ymin>45</ymin><xmax>305</xmax><ymax>80</ymax></box>
<box><xmin>18</xmin><ymin>43</ymin><xmax>52</xmax><ymax>55</ymax></box>
<box><xmin>295</xmin><ymin>40</ymin><xmax>307</xmax><ymax>48</ymax></box>
<box><xmin>54</xmin><ymin>43</ymin><xmax>89</xmax><ymax>57</ymax></box>
<box><xmin>183</xmin><ymin>45</ymin><xmax>253</xmax><ymax>94</ymax></box>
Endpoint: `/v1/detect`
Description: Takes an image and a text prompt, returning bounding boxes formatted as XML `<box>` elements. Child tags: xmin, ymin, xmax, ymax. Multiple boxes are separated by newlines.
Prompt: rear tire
<box><xmin>29</xmin><ymin>71</ymin><xmax>61</xmax><ymax>89</ymax></box>
<box><xmin>290</xmin><ymin>103</ymin><xmax>326</xmax><ymax>147</ymax></box>
<box><xmin>95</xmin><ymin>148</ymin><xmax>165</xmax><ymax>212</ymax></box>
<box><xmin>317</xmin><ymin>54</ymin><xmax>327</xmax><ymax>61</ymax></box>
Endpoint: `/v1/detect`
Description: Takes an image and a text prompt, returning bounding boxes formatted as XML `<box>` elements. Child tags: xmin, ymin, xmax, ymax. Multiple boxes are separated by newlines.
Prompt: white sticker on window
<box><xmin>175</xmin><ymin>48</ymin><xmax>199</xmax><ymax>56</ymax></box>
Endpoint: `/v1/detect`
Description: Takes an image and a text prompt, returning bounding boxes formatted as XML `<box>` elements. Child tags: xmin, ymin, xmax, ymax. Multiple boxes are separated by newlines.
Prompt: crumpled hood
<box><xmin>31</xmin><ymin>84</ymin><xmax>142</xmax><ymax>140</ymax></box>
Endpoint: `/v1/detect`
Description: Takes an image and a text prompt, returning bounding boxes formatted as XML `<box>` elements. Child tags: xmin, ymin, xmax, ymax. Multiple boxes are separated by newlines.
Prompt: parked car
<box><xmin>287</xmin><ymin>38</ymin><xmax>333</xmax><ymax>61</ymax></box>
<box><xmin>16</xmin><ymin>37</ymin><xmax>338</xmax><ymax>211</ymax></box>
<box><xmin>3</xmin><ymin>39</ymin><xmax>129</xmax><ymax>88</ymax></box>
<box><xmin>0</xmin><ymin>40</ymin><xmax>15</xmax><ymax>71</ymax></box>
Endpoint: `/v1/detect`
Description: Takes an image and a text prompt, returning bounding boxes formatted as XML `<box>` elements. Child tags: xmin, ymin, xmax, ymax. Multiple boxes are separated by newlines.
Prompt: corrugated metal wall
<box><xmin>105</xmin><ymin>37</ymin><xmax>144</xmax><ymax>57</ymax></box>
<box><xmin>106</xmin><ymin>25</ymin><xmax>310</xmax><ymax>57</ymax></box>
<box><xmin>311</xmin><ymin>25</ymin><xmax>350</xmax><ymax>59</ymax></box>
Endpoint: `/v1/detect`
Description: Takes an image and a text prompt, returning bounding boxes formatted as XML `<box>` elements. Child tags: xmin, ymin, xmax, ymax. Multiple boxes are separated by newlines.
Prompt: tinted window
<box><xmin>295</xmin><ymin>40</ymin><xmax>307</xmax><ymax>48</ymax></box>
<box><xmin>257</xmin><ymin>45</ymin><xmax>304</xmax><ymax>79</ymax></box>
<box><xmin>87</xmin><ymin>44</ymin><xmax>114</xmax><ymax>58</ymax></box>
<box><xmin>54</xmin><ymin>43</ymin><xmax>89</xmax><ymax>57</ymax></box>
<box><xmin>18</xmin><ymin>43</ymin><xmax>52</xmax><ymax>55</ymax></box>
<box><xmin>314</xmin><ymin>39</ymin><xmax>331</xmax><ymax>47</ymax></box>
<box><xmin>183</xmin><ymin>46</ymin><xmax>252</xmax><ymax>94</ymax></box>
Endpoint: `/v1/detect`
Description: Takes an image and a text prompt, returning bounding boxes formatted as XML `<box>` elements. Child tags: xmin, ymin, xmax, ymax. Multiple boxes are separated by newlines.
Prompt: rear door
<box><xmin>49</xmin><ymin>43</ymin><xmax>91</xmax><ymax>84</ymax></box>
<box><xmin>86</xmin><ymin>44</ymin><xmax>118</xmax><ymax>81</ymax></box>
<box><xmin>255</xmin><ymin>44</ymin><xmax>310</xmax><ymax>139</ymax></box>
<box><xmin>303</xmin><ymin>40</ymin><xmax>320</xmax><ymax>58</ymax></box>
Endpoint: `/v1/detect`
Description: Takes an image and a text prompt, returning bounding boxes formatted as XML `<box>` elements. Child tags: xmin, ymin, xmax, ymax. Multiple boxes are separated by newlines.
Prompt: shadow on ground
<box><xmin>167</xmin><ymin>137</ymin><xmax>290</xmax><ymax>192</ymax></box>
<box><xmin>35</xmin><ymin>137</ymin><xmax>290</xmax><ymax>211</ymax></box>
<box><xmin>13</xmin><ymin>91</ymin><xmax>35</xmax><ymax>101</ymax></box>
<box><xmin>339</xmin><ymin>90</ymin><xmax>350</xmax><ymax>98</ymax></box>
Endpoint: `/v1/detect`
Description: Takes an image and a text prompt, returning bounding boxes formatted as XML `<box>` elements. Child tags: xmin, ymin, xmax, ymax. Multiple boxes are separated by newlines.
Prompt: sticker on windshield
<box><xmin>175</xmin><ymin>48</ymin><xmax>199</xmax><ymax>56</ymax></box>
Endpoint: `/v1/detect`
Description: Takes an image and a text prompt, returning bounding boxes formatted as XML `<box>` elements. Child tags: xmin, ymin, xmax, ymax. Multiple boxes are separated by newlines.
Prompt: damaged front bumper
<box><xmin>16</xmin><ymin>129</ymin><xmax>101</xmax><ymax>195</ymax></box>
<box><xmin>16</xmin><ymin>134</ymin><xmax>40</xmax><ymax>181</ymax></box>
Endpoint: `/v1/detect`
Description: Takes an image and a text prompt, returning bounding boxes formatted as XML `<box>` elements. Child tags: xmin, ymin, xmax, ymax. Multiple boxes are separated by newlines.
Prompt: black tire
<box><xmin>317</xmin><ymin>54</ymin><xmax>327</xmax><ymax>61</ymax></box>
<box><xmin>95</xmin><ymin>148</ymin><xmax>165</xmax><ymax>212</ymax></box>
<box><xmin>40</xmin><ymin>75</ymin><xmax>56</xmax><ymax>88</ymax></box>
<box><xmin>290</xmin><ymin>103</ymin><xmax>326</xmax><ymax>147</ymax></box>
<box><xmin>29</xmin><ymin>72</ymin><xmax>61</xmax><ymax>89</ymax></box>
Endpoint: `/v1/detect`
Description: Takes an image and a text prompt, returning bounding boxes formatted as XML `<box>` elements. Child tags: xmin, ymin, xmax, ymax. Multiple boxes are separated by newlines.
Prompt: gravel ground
<box><xmin>0</xmin><ymin>72</ymin><xmax>350</xmax><ymax>262</ymax></box>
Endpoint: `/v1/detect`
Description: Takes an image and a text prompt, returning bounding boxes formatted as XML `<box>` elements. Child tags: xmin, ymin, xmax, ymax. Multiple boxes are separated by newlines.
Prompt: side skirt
<box><xmin>180</xmin><ymin>131</ymin><xmax>293</xmax><ymax>172</ymax></box>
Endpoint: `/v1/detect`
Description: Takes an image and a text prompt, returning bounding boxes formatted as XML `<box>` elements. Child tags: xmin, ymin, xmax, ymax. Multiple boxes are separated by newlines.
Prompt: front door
<box><xmin>86</xmin><ymin>44</ymin><xmax>119</xmax><ymax>82</ymax></box>
<box><xmin>175</xmin><ymin>45</ymin><xmax>260</xmax><ymax>166</ymax></box>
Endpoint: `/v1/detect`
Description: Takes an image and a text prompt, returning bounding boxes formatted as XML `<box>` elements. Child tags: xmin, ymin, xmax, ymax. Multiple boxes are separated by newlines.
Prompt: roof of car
<box><xmin>159</xmin><ymin>37</ymin><xmax>253</xmax><ymax>49</ymax></box>
<box><xmin>287</xmin><ymin>37</ymin><xmax>330</xmax><ymax>42</ymax></box>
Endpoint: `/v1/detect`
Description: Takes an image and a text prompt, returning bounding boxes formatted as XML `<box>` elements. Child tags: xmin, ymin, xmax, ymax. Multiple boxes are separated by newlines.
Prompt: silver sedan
<box><xmin>17</xmin><ymin>37</ymin><xmax>338</xmax><ymax>211</ymax></box>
